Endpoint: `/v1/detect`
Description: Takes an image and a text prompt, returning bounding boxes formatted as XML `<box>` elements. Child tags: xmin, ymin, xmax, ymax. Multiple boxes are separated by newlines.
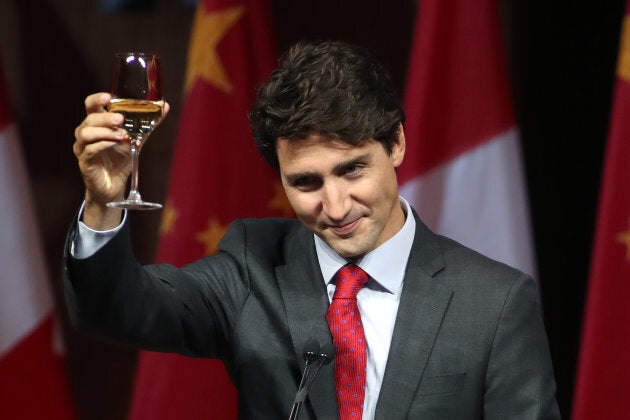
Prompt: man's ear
<box><xmin>391</xmin><ymin>123</ymin><xmax>406</xmax><ymax>168</ymax></box>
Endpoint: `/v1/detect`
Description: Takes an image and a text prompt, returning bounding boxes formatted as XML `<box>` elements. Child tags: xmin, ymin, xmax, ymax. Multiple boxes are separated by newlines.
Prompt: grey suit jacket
<box><xmin>64</xmin><ymin>211</ymin><xmax>560</xmax><ymax>419</ymax></box>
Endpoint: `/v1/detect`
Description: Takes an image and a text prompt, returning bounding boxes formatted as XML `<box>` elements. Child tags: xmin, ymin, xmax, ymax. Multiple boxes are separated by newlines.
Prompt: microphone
<box><xmin>288</xmin><ymin>340</ymin><xmax>335</xmax><ymax>420</ymax></box>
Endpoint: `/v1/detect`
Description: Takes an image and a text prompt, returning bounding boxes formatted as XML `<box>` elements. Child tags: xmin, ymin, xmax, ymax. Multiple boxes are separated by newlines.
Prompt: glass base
<box><xmin>107</xmin><ymin>200</ymin><xmax>162</xmax><ymax>210</ymax></box>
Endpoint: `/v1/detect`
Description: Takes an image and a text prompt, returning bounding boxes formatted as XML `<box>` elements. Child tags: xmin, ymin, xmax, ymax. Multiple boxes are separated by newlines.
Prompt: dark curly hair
<box><xmin>249</xmin><ymin>40</ymin><xmax>406</xmax><ymax>170</ymax></box>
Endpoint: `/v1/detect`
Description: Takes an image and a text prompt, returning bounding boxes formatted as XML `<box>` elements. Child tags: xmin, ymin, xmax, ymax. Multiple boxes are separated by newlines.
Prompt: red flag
<box><xmin>399</xmin><ymin>0</ymin><xmax>536</xmax><ymax>277</ymax></box>
<box><xmin>128</xmin><ymin>0</ymin><xmax>281</xmax><ymax>418</ymax></box>
<box><xmin>0</xmin><ymin>60</ymin><xmax>77</xmax><ymax>419</ymax></box>
<box><xmin>573</xmin><ymin>4</ymin><xmax>630</xmax><ymax>418</ymax></box>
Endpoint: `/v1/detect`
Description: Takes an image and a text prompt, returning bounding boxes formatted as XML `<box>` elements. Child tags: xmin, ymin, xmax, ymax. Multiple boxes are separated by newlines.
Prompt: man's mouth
<box><xmin>329</xmin><ymin>219</ymin><xmax>360</xmax><ymax>236</ymax></box>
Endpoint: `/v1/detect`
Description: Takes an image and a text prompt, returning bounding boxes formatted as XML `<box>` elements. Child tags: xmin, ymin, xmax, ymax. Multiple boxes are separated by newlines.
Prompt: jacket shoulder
<box><xmin>219</xmin><ymin>217</ymin><xmax>309</xmax><ymax>265</ymax></box>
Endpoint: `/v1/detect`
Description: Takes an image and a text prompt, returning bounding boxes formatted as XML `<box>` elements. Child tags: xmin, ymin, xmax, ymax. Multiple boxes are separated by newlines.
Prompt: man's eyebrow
<box><xmin>284</xmin><ymin>171</ymin><xmax>319</xmax><ymax>184</ymax></box>
<box><xmin>283</xmin><ymin>153</ymin><xmax>370</xmax><ymax>184</ymax></box>
<box><xmin>332</xmin><ymin>154</ymin><xmax>370</xmax><ymax>173</ymax></box>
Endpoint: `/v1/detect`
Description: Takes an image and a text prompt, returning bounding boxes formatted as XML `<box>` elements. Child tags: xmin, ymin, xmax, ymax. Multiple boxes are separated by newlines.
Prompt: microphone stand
<box><xmin>289</xmin><ymin>353</ymin><xmax>316</xmax><ymax>420</ymax></box>
<box><xmin>288</xmin><ymin>342</ymin><xmax>335</xmax><ymax>420</ymax></box>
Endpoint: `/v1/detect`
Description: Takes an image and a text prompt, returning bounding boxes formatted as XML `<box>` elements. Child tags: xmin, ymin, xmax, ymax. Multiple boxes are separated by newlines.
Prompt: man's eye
<box><xmin>343</xmin><ymin>164</ymin><xmax>363</xmax><ymax>176</ymax></box>
<box><xmin>292</xmin><ymin>176</ymin><xmax>322</xmax><ymax>190</ymax></box>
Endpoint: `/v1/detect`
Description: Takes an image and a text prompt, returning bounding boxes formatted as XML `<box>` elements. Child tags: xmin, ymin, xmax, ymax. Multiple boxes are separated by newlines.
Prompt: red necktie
<box><xmin>326</xmin><ymin>264</ymin><xmax>369</xmax><ymax>419</ymax></box>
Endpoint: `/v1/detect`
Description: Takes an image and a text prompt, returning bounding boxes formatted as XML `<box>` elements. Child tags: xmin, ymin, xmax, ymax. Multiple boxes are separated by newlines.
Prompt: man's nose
<box><xmin>321</xmin><ymin>182</ymin><xmax>350</xmax><ymax>222</ymax></box>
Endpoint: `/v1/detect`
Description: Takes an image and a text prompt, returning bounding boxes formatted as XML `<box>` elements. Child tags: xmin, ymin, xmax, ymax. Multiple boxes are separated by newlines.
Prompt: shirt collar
<box><xmin>314</xmin><ymin>197</ymin><xmax>416</xmax><ymax>294</ymax></box>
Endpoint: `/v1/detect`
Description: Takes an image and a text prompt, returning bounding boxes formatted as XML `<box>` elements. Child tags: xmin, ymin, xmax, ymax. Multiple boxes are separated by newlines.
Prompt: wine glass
<box><xmin>107</xmin><ymin>52</ymin><xmax>164</xmax><ymax>210</ymax></box>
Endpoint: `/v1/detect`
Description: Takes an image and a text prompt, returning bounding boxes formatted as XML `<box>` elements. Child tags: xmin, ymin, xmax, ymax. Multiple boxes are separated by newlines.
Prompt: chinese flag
<box><xmin>128</xmin><ymin>0</ymin><xmax>282</xmax><ymax>419</ymax></box>
<box><xmin>0</xmin><ymin>59</ymin><xmax>77</xmax><ymax>419</ymax></box>
<box><xmin>573</xmin><ymin>3</ymin><xmax>630</xmax><ymax>418</ymax></box>
<box><xmin>399</xmin><ymin>0</ymin><xmax>536</xmax><ymax>277</ymax></box>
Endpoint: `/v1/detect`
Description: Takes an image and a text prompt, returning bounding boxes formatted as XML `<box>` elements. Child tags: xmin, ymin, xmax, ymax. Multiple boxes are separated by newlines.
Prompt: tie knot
<box><xmin>333</xmin><ymin>264</ymin><xmax>368</xmax><ymax>300</ymax></box>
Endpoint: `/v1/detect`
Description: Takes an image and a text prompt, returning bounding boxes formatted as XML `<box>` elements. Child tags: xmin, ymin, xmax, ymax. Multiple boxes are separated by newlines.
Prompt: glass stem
<box><xmin>128</xmin><ymin>135</ymin><xmax>143</xmax><ymax>202</ymax></box>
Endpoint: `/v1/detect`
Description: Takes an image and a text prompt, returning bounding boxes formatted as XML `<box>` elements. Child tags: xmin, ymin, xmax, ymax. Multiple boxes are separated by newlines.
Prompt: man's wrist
<box><xmin>82</xmin><ymin>198</ymin><xmax>124</xmax><ymax>231</ymax></box>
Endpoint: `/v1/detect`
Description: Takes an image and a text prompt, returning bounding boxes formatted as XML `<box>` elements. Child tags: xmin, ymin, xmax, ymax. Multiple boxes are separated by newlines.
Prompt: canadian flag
<box><xmin>399</xmin><ymin>0</ymin><xmax>536</xmax><ymax>277</ymax></box>
<box><xmin>0</xmin><ymin>63</ymin><xmax>76</xmax><ymax>419</ymax></box>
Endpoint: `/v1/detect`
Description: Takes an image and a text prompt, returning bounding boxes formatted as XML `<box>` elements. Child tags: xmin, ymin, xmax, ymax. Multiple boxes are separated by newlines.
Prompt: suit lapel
<box><xmin>375</xmin><ymin>216</ymin><xmax>453</xmax><ymax>419</ymax></box>
<box><xmin>276</xmin><ymin>226</ymin><xmax>338</xmax><ymax>420</ymax></box>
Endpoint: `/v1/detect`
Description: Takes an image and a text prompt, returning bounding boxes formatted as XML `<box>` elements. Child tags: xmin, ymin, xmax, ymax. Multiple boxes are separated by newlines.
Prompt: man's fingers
<box><xmin>84</xmin><ymin>92</ymin><xmax>111</xmax><ymax>114</ymax></box>
<box><xmin>82</xmin><ymin>111</ymin><xmax>124</xmax><ymax>130</ymax></box>
<box><xmin>75</xmin><ymin>123</ymin><xmax>127</xmax><ymax>144</ymax></box>
<box><xmin>74</xmin><ymin>125</ymin><xmax>127</xmax><ymax>155</ymax></box>
<box><xmin>74</xmin><ymin>136</ymin><xmax>129</xmax><ymax>160</ymax></box>
<box><xmin>75</xmin><ymin>113</ymin><xmax>125</xmax><ymax>145</ymax></box>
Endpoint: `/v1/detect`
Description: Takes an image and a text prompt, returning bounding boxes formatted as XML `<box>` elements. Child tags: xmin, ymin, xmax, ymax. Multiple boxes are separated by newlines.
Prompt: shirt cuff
<box><xmin>71</xmin><ymin>201</ymin><xmax>127</xmax><ymax>259</ymax></box>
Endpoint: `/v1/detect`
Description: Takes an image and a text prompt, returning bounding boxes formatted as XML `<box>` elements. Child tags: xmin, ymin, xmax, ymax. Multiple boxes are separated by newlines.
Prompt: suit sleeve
<box><xmin>483</xmin><ymin>274</ymin><xmax>561</xmax><ymax>419</ymax></box>
<box><xmin>63</xmin><ymin>218</ymin><xmax>250</xmax><ymax>359</ymax></box>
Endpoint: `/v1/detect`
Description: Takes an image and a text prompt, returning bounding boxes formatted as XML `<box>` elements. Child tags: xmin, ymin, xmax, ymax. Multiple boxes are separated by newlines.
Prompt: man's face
<box><xmin>277</xmin><ymin>131</ymin><xmax>406</xmax><ymax>260</ymax></box>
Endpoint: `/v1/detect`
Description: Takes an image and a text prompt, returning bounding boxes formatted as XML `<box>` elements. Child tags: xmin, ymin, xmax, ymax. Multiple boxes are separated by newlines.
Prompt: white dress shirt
<box><xmin>314</xmin><ymin>197</ymin><xmax>416</xmax><ymax>420</ymax></box>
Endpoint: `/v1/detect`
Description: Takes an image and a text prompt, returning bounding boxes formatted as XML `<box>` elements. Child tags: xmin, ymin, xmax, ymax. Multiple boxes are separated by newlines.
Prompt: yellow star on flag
<box><xmin>617</xmin><ymin>219</ymin><xmax>630</xmax><ymax>261</ymax></box>
<box><xmin>159</xmin><ymin>201</ymin><xmax>179</xmax><ymax>235</ymax></box>
<box><xmin>184</xmin><ymin>5</ymin><xmax>245</xmax><ymax>94</ymax></box>
<box><xmin>195</xmin><ymin>218</ymin><xmax>228</xmax><ymax>256</ymax></box>
<box><xmin>268</xmin><ymin>181</ymin><xmax>295</xmax><ymax>217</ymax></box>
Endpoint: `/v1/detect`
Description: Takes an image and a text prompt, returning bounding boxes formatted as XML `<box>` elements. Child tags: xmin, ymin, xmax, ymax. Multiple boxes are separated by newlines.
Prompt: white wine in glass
<box><xmin>107</xmin><ymin>52</ymin><xmax>164</xmax><ymax>210</ymax></box>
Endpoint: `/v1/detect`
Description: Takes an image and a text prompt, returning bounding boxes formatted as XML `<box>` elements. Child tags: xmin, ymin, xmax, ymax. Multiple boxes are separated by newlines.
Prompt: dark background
<box><xmin>0</xmin><ymin>0</ymin><xmax>625</xmax><ymax>418</ymax></box>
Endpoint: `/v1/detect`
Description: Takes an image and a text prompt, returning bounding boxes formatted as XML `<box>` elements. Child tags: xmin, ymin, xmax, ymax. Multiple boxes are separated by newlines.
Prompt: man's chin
<box><xmin>325</xmin><ymin>239</ymin><xmax>367</xmax><ymax>261</ymax></box>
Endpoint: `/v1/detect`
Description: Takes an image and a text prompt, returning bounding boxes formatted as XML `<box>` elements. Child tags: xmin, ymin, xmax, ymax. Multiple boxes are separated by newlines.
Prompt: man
<box><xmin>65</xmin><ymin>40</ymin><xmax>560</xmax><ymax>419</ymax></box>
